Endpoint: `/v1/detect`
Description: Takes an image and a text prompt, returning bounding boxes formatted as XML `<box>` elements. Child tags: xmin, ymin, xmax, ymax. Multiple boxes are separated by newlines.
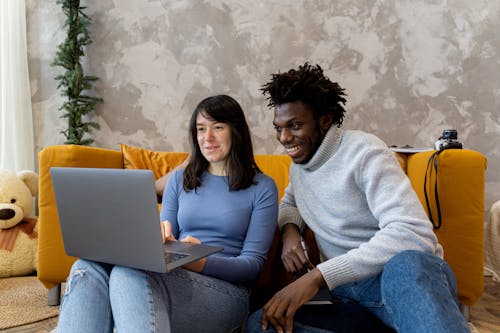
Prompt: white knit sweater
<box><xmin>279</xmin><ymin>126</ymin><xmax>443</xmax><ymax>290</ymax></box>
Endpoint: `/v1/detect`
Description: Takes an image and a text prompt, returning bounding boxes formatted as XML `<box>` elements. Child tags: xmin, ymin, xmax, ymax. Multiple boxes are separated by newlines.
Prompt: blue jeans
<box><xmin>246</xmin><ymin>250</ymin><xmax>470</xmax><ymax>333</ymax></box>
<box><xmin>57</xmin><ymin>259</ymin><xmax>249</xmax><ymax>333</ymax></box>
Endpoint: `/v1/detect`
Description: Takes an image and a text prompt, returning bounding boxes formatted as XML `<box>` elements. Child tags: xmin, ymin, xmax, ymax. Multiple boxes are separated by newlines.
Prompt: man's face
<box><xmin>273</xmin><ymin>101</ymin><xmax>332</xmax><ymax>164</ymax></box>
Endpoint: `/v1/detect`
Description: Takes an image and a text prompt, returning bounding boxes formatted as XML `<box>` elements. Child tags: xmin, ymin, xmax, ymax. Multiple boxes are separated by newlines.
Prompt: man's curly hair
<box><xmin>261</xmin><ymin>62</ymin><xmax>347</xmax><ymax>127</ymax></box>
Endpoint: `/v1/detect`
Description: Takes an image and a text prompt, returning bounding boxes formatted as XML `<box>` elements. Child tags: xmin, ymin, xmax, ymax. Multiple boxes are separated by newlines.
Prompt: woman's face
<box><xmin>196</xmin><ymin>112</ymin><xmax>232</xmax><ymax>173</ymax></box>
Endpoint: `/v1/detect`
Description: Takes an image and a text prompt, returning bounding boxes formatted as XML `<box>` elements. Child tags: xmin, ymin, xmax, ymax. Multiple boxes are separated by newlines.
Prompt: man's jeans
<box><xmin>246</xmin><ymin>250</ymin><xmax>470</xmax><ymax>333</ymax></box>
<box><xmin>57</xmin><ymin>259</ymin><xmax>249</xmax><ymax>333</ymax></box>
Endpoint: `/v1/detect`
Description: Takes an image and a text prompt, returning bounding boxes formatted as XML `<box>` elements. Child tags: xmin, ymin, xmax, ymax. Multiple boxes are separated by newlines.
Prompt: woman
<box><xmin>57</xmin><ymin>95</ymin><xmax>279</xmax><ymax>333</ymax></box>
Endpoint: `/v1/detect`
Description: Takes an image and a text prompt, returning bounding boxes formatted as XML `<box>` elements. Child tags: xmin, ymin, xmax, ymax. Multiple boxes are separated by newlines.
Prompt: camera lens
<box><xmin>442</xmin><ymin>129</ymin><xmax>458</xmax><ymax>140</ymax></box>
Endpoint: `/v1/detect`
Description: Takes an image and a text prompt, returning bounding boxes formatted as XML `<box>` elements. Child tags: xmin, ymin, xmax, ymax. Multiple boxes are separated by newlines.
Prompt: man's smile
<box><xmin>284</xmin><ymin>145</ymin><xmax>301</xmax><ymax>157</ymax></box>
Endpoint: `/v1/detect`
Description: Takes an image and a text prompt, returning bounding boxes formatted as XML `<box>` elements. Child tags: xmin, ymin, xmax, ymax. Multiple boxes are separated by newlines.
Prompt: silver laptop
<box><xmin>50</xmin><ymin>167</ymin><xmax>223</xmax><ymax>273</ymax></box>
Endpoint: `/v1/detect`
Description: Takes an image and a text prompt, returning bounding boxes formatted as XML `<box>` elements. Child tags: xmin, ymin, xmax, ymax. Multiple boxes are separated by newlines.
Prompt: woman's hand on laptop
<box><xmin>180</xmin><ymin>235</ymin><xmax>207</xmax><ymax>273</ymax></box>
<box><xmin>161</xmin><ymin>220</ymin><xmax>176</xmax><ymax>243</ymax></box>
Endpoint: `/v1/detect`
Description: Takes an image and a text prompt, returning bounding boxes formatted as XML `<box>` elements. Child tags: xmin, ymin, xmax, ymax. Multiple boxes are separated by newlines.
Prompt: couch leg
<box><xmin>460</xmin><ymin>304</ymin><xmax>470</xmax><ymax>321</ymax></box>
<box><xmin>48</xmin><ymin>284</ymin><xmax>61</xmax><ymax>306</ymax></box>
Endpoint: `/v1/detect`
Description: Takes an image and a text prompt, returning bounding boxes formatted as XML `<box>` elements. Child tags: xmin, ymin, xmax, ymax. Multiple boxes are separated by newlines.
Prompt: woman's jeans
<box><xmin>57</xmin><ymin>259</ymin><xmax>249</xmax><ymax>333</ymax></box>
<box><xmin>246</xmin><ymin>250</ymin><xmax>470</xmax><ymax>333</ymax></box>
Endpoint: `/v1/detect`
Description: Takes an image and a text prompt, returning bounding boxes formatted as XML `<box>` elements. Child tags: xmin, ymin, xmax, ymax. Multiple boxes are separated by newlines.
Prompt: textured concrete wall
<box><xmin>26</xmin><ymin>0</ymin><xmax>499</xmax><ymax>216</ymax></box>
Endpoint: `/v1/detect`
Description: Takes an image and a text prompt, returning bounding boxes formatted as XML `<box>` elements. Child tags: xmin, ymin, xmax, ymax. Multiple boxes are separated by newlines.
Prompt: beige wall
<box><xmin>27</xmin><ymin>0</ymin><xmax>499</xmax><ymax>218</ymax></box>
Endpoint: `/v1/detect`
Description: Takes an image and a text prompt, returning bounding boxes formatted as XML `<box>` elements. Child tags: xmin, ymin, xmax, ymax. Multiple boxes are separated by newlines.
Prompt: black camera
<box><xmin>434</xmin><ymin>129</ymin><xmax>463</xmax><ymax>150</ymax></box>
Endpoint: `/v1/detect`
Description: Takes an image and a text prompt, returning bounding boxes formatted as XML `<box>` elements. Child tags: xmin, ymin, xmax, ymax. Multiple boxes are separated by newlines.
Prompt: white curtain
<box><xmin>0</xmin><ymin>0</ymin><xmax>35</xmax><ymax>172</ymax></box>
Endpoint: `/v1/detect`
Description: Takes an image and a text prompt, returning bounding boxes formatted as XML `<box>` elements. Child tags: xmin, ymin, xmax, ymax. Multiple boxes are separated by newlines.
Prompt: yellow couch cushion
<box><xmin>120</xmin><ymin>144</ymin><xmax>189</xmax><ymax>180</ymax></box>
<box><xmin>254</xmin><ymin>155</ymin><xmax>291</xmax><ymax>202</ymax></box>
<box><xmin>120</xmin><ymin>144</ymin><xmax>292</xmax><ymax>201</ymax></box>
<box><xmin>406</xmin><ymin>149</ymin><xmax>487</xmax><ymax>305</ymax></box>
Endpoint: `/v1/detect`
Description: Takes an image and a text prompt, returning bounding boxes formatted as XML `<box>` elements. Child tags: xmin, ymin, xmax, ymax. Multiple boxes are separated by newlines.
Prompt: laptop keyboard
<box><xmin>164</xmin><ymin>251</ymin><xmax>189</xmax><ymax>264</ymax></box>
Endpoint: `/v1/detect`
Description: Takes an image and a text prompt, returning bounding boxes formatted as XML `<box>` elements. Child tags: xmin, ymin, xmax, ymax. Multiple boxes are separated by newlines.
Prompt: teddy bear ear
<box><xmin>17</xmin><ymin>170</ymin><xmax>39</xmax><ymax>196</ymax></box>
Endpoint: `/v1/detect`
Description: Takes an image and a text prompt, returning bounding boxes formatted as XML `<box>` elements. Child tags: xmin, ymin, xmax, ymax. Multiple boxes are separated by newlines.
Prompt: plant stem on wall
<box><xmin>52</xmin><ymin>0</ymin><xmax>102</xmax><ymax>145</ymax></box>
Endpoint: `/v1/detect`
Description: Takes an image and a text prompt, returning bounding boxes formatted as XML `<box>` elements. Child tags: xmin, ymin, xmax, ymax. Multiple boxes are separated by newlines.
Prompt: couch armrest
<box><xmin>406</xmin><ymin>149</ymin><xmax>487</xmax><ymax>305</ymax></box>
<box><xmin>37</xmin><ymin>145</ymin><xmax>124</xmax><ymax>289</ymax></box>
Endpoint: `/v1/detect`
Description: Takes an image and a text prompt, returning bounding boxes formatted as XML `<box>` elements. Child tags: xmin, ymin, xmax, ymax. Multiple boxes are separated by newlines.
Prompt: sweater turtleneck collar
<box><xmin>296</xmin><ymin>125</ymin><xmax>343</xmax><ymax>171</ymax></box>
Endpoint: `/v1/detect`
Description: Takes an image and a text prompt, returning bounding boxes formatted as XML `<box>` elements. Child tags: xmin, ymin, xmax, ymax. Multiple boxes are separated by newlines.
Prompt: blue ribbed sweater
<box><xmin>161</xmin><ymin>170</ymin><xmax>278</xmax><ymax>283</ymax></box>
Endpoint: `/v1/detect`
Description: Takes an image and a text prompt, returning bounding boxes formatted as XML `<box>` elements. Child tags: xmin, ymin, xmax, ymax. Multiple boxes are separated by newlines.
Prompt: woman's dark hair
<box><xmin>261</xmin><ymin>62</ymin><xmax>347</xmax><ymax>127</ymax></box>
<box><xmin>183</xmin><ymin>95</ymin><xmax>262</xmax><ymax>191</ymax></box>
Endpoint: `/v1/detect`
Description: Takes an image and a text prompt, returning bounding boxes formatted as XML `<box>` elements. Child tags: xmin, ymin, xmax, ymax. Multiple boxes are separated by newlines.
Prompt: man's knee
<box><xmin>384</xmin><ymin>250</ymin><xmax>437</xmax><ymax>275</ymax></box>
<box><xmin>245</xmin><ymin>309</ymin><xmax>264</xmax><ymax>333</ymax></box>
<box><xmin>382</xmin><ymin>250</ymin><xmax>456</xmax><ymax>292</ymax></box>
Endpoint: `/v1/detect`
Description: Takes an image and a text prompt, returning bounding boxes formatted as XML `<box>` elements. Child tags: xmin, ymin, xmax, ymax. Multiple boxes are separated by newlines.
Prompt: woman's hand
<box><xmin>160</xmin><ymin>220</ymin><xmax>176</xmax><ymax>243</ymax></box>
<box><xmin>180</xmin><ymin>235</ymin><xmax>207</xmax><ymax>272</ymax></box>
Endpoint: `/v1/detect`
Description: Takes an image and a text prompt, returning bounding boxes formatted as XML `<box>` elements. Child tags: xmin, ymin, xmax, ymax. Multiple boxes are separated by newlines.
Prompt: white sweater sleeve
<box><xmin>278</xmin><ymin>179</ymin><xmax>307</xmax><ymax>232</ymax></box>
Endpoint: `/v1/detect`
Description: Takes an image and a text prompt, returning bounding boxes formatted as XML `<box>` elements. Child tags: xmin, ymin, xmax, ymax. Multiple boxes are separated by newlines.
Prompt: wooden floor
<box><xmin>3</xmin><ymin>276</ymin><xmax>499</xmax><ymax>333</ymax></box>
<box><xmin>469</xmin><ymin>276</ymin><xmax>500</xmax><ymax>333</ymax></box>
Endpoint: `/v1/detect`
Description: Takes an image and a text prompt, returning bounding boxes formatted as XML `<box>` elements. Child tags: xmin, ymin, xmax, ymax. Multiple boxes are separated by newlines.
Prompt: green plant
<box><xmin>52</xmin><ymin>0</ymin><xmax>102</xmax><ymax>145</ymax></box>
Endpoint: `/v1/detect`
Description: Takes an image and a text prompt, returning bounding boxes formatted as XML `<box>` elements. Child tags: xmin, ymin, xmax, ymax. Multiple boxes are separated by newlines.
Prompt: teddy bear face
<box><xmin>0</xmin><ymin>171</ymin><xmax>34</xmax><ymax>229</ymax></box>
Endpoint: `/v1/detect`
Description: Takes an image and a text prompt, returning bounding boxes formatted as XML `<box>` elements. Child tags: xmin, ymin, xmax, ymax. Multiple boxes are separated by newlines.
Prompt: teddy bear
<box><xmin>0</xmin><ymin>169</ymin><xmax>38</xmax><ymax>278</ymax></box>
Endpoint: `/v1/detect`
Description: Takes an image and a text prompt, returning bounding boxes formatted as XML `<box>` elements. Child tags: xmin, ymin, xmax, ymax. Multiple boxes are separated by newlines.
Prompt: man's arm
<box><xmin>280</xmin><ymin>223</ymin><xmax>309</xmax><ymax>273</ymax></box>
<box><xmin>155</xmin><ymin>154</ymin><xmax>190</xmax><ymax>196</ymax></box>
<box><xmin>261</xmin><ymin>267</ymin><xmax>326</xmax><ymax>333</ymax></box>
<box><xmin>260</xmin><ymin>223</ymin><xmax>323</xmax><ymax>333</ymax></box>
<box><xmin>276</xmin><ymin>177</ymin><xmax>311</xmax><ymax>274</ymax></box>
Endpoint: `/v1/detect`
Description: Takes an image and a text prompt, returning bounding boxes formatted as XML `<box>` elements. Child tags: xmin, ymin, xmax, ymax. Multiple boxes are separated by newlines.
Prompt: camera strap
<box><xmin>423</xmin><ymin>150</ymin><xmax>445</xmax><ymax>229</ymax></box>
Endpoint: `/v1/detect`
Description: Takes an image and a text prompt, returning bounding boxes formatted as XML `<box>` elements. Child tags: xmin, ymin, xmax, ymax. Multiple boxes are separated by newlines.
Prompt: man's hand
<box><xmin>261</xmin><ymin>268</ymin><xmax>326</xmax><ymax>333</ymax></box>
<box><xmin>281</xmin><ymin>224</ymin><xmax>309</xmax><ymax>273</ymax></box>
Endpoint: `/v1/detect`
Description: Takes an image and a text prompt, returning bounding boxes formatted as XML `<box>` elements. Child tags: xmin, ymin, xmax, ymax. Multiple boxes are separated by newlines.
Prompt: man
<box><xmin>246</xmin><ymin>63</ymin><xmax>470</xmax><ymax>333</ymax></box>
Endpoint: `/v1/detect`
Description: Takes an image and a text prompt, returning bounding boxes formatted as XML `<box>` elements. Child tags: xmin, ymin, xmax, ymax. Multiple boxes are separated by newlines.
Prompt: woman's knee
<box><xmin>109</xmin><ymin>265</ymin><xmax>152</xmax><ymax>294</ymax></box>
<box><xmin>70</xmin><ymin>258</ymin><xmax>102</xmax><ymax>272</ymax></box>
<box><xmin>110</xmin><ymin>265</ymin><xmax>147</xmax><ymax>280</ymax></box>
<box><xmin>67</xmin><ymin>259</ymin><xmax>109</xmax><ymax>282</ymax></box>
<box><xmin>63</xmin><ymin>260</ymin><xmax>111</xmax><ymax>298</ymax></box>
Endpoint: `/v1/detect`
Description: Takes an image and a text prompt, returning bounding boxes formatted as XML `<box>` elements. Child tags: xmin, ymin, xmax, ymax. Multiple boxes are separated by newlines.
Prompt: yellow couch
<box><xmin>37</xmin><ymin>145</ymin><xmax>487</xmax><ymax>311</ymax></box>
